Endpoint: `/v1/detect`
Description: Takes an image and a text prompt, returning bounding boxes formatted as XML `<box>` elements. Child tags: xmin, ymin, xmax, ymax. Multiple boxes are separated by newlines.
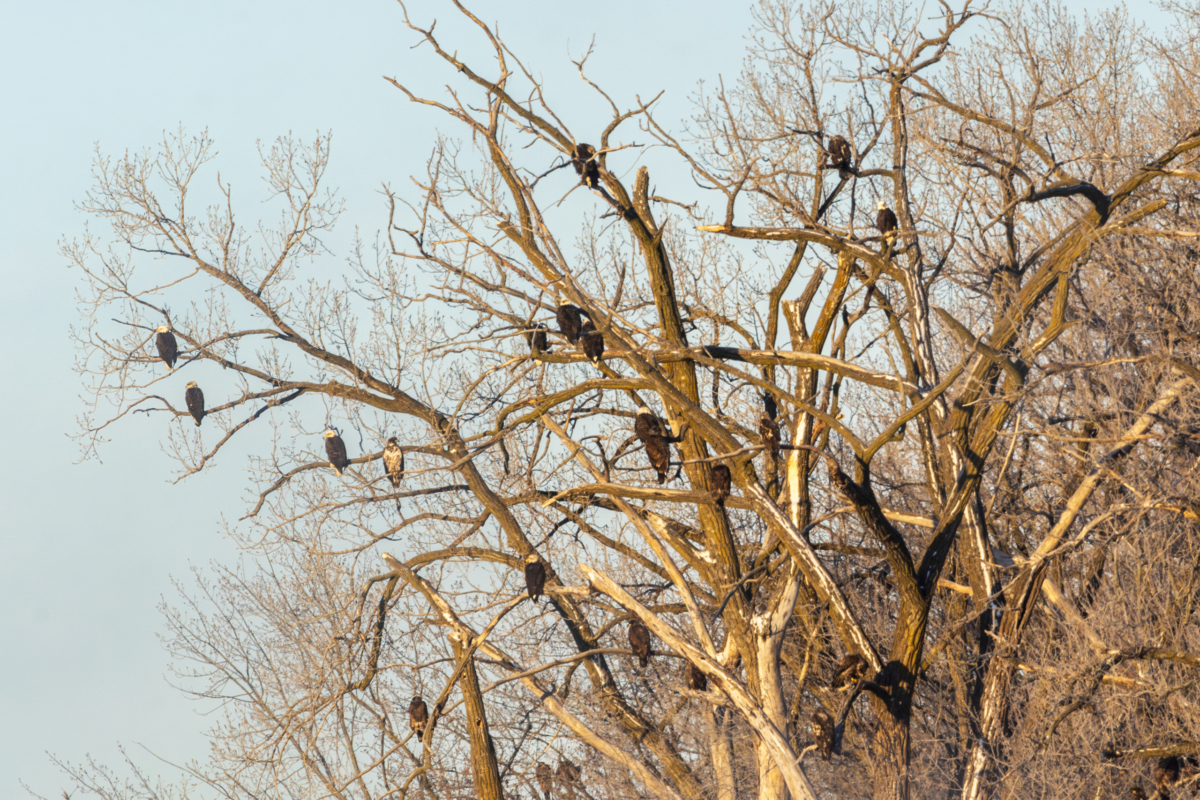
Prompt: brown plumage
<box><xmin>556</xmin><ymin>759</ymin><xmax>580</xmax><ymax>785</ymax></box>
<box><xmin>525</xmin><ymin>323</ymin><xmax>549</xmax><ymax>353</ymax></box>
<box><xmin>813</xmin><ymin>709</ymin><xmax>835</xmax><ymax>761</ymax></box>
<box><xmin>827</xmin><ymin>135</ymin><xmax>852</xmax><ymax>175</ymax></box>
<box><xmin>628</xmin><ymin>619</ymin><xmax>652</xmax><ymax>667</ymax></box>
<box><xmin>711</xmin><ymin>463</ymin><xmax>731</xmax><ymax>506</ymax></box>
<box><xmin>155</xmin><ymin>326</ymin><xmax>178</xmax><ymax>369</ymax></box>
<box><xmin>524</xmin><ymin>555</ymin><xmax>547</xmax><ymax>602</ymax></box>
<box><xmin>383</xmin><ymin>437</ymin><xmax>405</xmax><ymax>488</ymax></box>
<box><xmin>1156</xmin><ymin>756</ymin><xmax>1183</xmax><ymax>792</ymax></box>
<box><xmin>572</xmin><ymin>143</ymin><xmax>600</xmax><ymax>188</ymax></box>
<box><xmin>876</xmin><ymin>202</ymin><xmax>898</xmax><ymax>239</ymax></box>
<box><xmin>687</xmin><ymin>661</ymin><xmax>708</xmax><ymax>691</ymax></box>
<box><xmin>579</xmin><ymin>319</ymin><xmax>604</xmax><ymax>366</ymax></box>
<box><xmin>831</xmin><ymin>653</ymin><xmax>867</xmax><ymax>689</ymax></box>
<box><xmin>635</xmin><ymin>407</ymin><xmax>671</xmax><ymax>484</ymax></box>
<box><xmin>758</xmin><ymin>413</ymin><xmax>781</xmax><ymax>490</ymax></box>
<box><xmin>535</xmin><ymin>762</ymin><xmax>553</xmax><ymax>800</ymax></box>
<box><xmin>556</xmin><ymin>300</ymin><xmax>583</xmax><ymax>344</ymax></box>
<box><xmin>324</xmin><ymin>430</ymin><xmax>349</xmax><ymax>476</ymax></box>
<box><xmin>184</xmin><ymin>382</ymin><xmax>205</xmax><ymax>427</ymax></box>
<box><xmin>408</xmin><ymin>695</ymin><xmax>429</xmax><ymax>739</ymax></box>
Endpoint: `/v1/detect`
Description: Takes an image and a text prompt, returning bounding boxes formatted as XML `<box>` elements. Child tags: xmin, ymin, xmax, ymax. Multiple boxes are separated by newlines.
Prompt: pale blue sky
<box><xmin>0</xmin><ymin>0</ymin><xmax>1160</xmax><ymax>796</ymax></box>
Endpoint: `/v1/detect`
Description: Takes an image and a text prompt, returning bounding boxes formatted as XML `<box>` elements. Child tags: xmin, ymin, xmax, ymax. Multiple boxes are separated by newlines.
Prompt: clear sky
<box><xmin>0</xmin><ymin>0</ymin><xmax>1160</xmax><ymax>796</ymax></box>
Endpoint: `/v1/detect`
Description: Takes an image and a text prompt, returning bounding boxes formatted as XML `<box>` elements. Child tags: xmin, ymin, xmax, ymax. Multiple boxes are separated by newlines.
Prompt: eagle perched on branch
<box><xmin>409</xmin><ymin>695</ymin><xmax>429</xmax><ymax>740</ymax></box>
<box><xmin>635</xmin><ymin>406</ymin><xmax>672</xmax><ymax>484</ymax></box>
<box><xmin>323</xmin><ymin>430</ymin><xmax>349</xmax><ymax>476</ymax></box>
<box><xmin>628</xmin><ymin>618</ymin><xmax>652</xmax><ymax>667</ymax></box>
<box><xmin>572</xmin><ymin>142</ymin><xmax>600</xmax><ymax>188</ymax></box>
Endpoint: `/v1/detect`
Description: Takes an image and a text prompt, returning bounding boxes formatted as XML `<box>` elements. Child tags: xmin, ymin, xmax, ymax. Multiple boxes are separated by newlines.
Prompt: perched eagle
<box><xmin>758</xmin><ymin>413</ymin><xmax>781</xmax><ymax>490</ymax></box>
<box><xmin>183</xmin><ymin>382</ymin><xmax>205</xmax><ymax>427</ymax></box>
<box><xmin>324</xmin><ymin>430</ymin><xmax>349</xmax><ymax>476</ymax></box>
<box><xmin>711</xmin><ymin>463</ymin><xmax>731</xmax><ymax>506</ymax></box>
<box><xmin>876</xmin><ymin>201</ymin><xmax>898</xmax><ymax>240</ymax></box>
<box><xmin>556</xmin><ymin>299</ymin><xmax>584</xmax><ymax>344</ymax></box>
<box><xmin>687</xmin><ymin>661</ymin><xmax>708</xmax><ymax>692</ymax></box>
<box><xmin>525</xmin><ymin>323</ymin><xmax>549</xmax><ymax>354</ymax></box>
<box><xmin>579</xmin><ymin>319</ymin><xmax>604</xmax><ymax>366</ymax></box>
<box><xmin>827</xmin><ymin>135</ymin><xmax>852</xmax><ymax>176</ymax></box>
<box><xmin>763</xmin><ymin>391</ymin><xmax>778</xmax><ymax>422</ymax></box>
<box><xmin>1155</xmin><ymin>756</ymin><xmax>1182</xmax><ymax>791</ymax></box>
<box><xmin>409</xmin><ymin>695</ymin><xmax>429</xmax><ymax>740</ymax></box>
<box><xmin>535</xmin><ymin>762</ymin><xmax>554</xmax><ymax>800</ymax></box>
<box><xmin>573</xmin><ymin>143</ymin><xmax>600</xmax><ymax>188</ymax></box>
<box><xmin>524</xmin><ymin>553</ymin><xmax>546</xmax><ymax>602</ymax></box>
<box><xmin>635</xmin><ymin>406</ymin><xmax>671</xmax><ymax>484</ymax></box>
<box><xmin>831</xmin><ymin>653</ymin><xmax>867</xmax><ymax>689</ymax></box>
<box><xmin>155</xmin><ymin>326</ymin><xmax>178</xmax><ymax>369</ymax></box>
<box><xmin>812</xmin><ymin>709</ymin><xmax>835</xmax><ymax>761</ymax></box>
<box><xmin>383</xmin><ymin>437</ymin><xmax>405</xmax><ymax>488</ymax></box>
<box><xmin>556</xmin><ymin>759</ymin><xmax>580</xmax><ymax>785</ymax></box>
<box><xmin>628</xmin><ymin>618</ymin><xmax>652</xmax><ymax>667</ymax></box>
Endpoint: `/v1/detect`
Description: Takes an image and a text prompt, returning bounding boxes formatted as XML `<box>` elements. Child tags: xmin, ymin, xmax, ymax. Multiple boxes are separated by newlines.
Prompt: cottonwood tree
<box><xmin>55</xmin><ymin>1</ymin><xmax>1200</xmax><ymax>799</ymax></box>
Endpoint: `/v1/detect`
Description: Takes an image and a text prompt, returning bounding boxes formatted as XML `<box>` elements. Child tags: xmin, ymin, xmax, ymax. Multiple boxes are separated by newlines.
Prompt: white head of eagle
<box><xmin>156</xmin><ymin>325</ymin><xmax>170</xmax><ymax>333</ymax></box>
<box><xmin>186</xmin><ymin>381</ymin><xmax>197</xmax><ymax>388</ymax></box>
<box><xmin>877</xmin><ymin>201</ymin><xmax>888</xmax><ymax>210</ymax></box>
<box><xmin>324</xmin><ymin>429</ymin><xmax>338</xmax><ymax>438</ymax></box>
<box><xmin>637</xmin><ymin>406</ymin><xmax>652</xmax><ymax>416</ymax></box>
<box><xmin>525</xmin><ymin>553</ymin><xmax>540</xmax><ymax>563</ymax></box>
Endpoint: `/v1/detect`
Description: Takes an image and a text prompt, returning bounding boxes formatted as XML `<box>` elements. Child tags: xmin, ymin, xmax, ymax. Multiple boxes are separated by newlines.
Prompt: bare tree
<box><xmin>53</xmin><ymin>1</ymin><xmax>1200</xmax><ymax>800</ymax></box>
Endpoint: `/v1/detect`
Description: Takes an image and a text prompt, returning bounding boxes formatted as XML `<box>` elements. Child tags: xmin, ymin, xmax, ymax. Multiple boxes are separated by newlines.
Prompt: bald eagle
<box><xmin>831</xmin><ymin>653</ymin><xmax>867</xmax><ymax>689</ymax></box>
<box><xmin>155</xmin><ymin>326</ymin><xmax>178</xmax><ymax>369</ymax></box>
<box><xmin>812</xmin><ymin>709</ymin><xmax>835</xmax><ymax>761</ymax></box>
<box><xmin>634</xmin><ymin>407</ymin><xmax>671</xmax><ymax>484</ymax></box>
<box><xmin>687</xmin><ymin>661</ymin><xmax>708</xmax><ymax>691</ymax></box>
<box><xmin>876</xmin><ymin>202</ymin><xmax>898</xmax><ymax>241</ymax></box>
<box><xmin>763</xmin><ymin>391</ymin><xmax>778</xmax><ymax>422</ymax></box>
<box><xmin>524</xmin><ymin>553</ymin><xmax>546</xmax><ymax>602</ymax></box>
<box><xmin>758</xmin><ymin>414</ymin><xmax>781</xmax><ymax>491</ymax></box>
<box><xmin>383</xmin><ymin>437</ymin><xmax>405</xmax><ymax>488</ymax></box>
<box><xmin>409</xmin><ymin>695</ymin><xmax>429</xmax><ymax>740</ymax></box>
<box><xmin>827</xmin><ymin>135</ymin><xmax>852</xmax><ymax>177</ymax></box>
<box><xmin>628</xmin><ymin>618</ymin><xmax>652</xmax><ymax>667</ymax></box>
<box><xmin>324</xmin><ymin>430</ymin><xmax>349</xmax><ymax>476</ymax></box>
<box><xmin>711</xmin><ymin>464</ymin><xmax>731</xmax><ymax>506</ymax></box>
<box><xmin>525</xmin><ymin>323</ymin><xmax>549</xmax><ymax>354</ymax></box>
<box><xmin>184</xmin><ymin>382</ymin><xmax>205</xmax><ymax>426</ymax></box>
<box><xmin>535</xmin><ymin>762</ymin><xmax>553</xmax><ymax>800</ymax></box>
<box><xmin>573</xmin><ymin>143</ymin><xmax>600</xmax><ymax>188</ymax></box>
<box><xmin>579</xmin><ymin>319</ymin><xmax>604</xmax><ymax>366</ymax></box>
<box><xmin>556</xmin><ymin>300</ymin><xmax>583</xmax><ymax>344</ymax></box>
<box><xmin>556</xmin><ymin>759</ymin><xmax>580</xmax><ymax>785</ymax></box>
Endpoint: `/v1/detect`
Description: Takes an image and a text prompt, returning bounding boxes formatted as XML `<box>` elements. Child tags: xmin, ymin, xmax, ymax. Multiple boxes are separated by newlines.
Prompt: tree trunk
<box><xmin>452</xmin><ymin>637</ymin><xmax>505</xmax><ymax>800</ymax></box>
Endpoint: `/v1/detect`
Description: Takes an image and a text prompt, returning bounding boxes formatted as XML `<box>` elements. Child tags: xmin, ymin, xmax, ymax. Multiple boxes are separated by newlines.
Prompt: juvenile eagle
<box><xmin>524</xmin><ymin>553</ymin><xmax>546</xmax><ymax>602</ymax></box>
<box><xmin>579</xmin><ymin>319</ymin><xmax>604</xmax><ymax>366</ymax></box>
<box><xmin>184</xmin><ymin>382</ymin><xmax>205</xmax><ymax>427</ymax></box>
<box><xmin>827</xmin><ymin>135</ymin><xmax>853</xmax><ymax>176</ymax></box>
<box><xmin>831</xmin><ymin>653</ymin><xmax>867</xmax><ymax>689</ymax></box>
<box><xmin>628</xmin><ymin>618</ymin><xmax>652</xmax><ymax>667</ymax></box>
<box><xmin>635</xmin><ymin>406</ymin><xmax>671</xmax><ymax>484</ymax></box>
<box><xmin>556</xmin><ymin>299</ymin><xmax>584</xmax><ymax>344</ymax></box>
<box><xmin>812</xmin><ymin>709</ymin><xmax>835</xmax><ymax>761</ymax></box>
<box><xmin>556</xmin><ymin>759</ymin><xmax>580</xmax><ymax>785</ymax></box>
<box><xmin>155</xmin><ymin>326</ymin><xmax>178</xmax><ymax>369</ymax></box>
<box><xmin>525</xmin><ymin>322</ymin><xmax>549</xmax><ymax>354</ymax></box>
<box><xmin>572</xmin><ymin>143</ymin><xmax>600</xmax><ymax>188</ymax></box>
<box><xmin>324</xmin><ymin>430</ymin><xmax>349</xmax><ymax>476</ymax></box>
<box><xmin>409</xmin><ymin>695</ymin><xmax>429</xmax><ymax>740</ymax></box>
<box><xmin>711</xmin><ymin>463</ymin><xmax>731</xmax><ymax>506</ymax></box>
<box><xmin>687</xmin><ymin>661</ymin><xmax>708</xmax><ymax>691</ymax></box>
<box><xmin>876</xmin><ymin>201</ymin><xmax>898</xmax><ymax>240</ymax></box>
<box><xmin>383</xmin><ymin>437</ymin><xmax>405</xmax><ymax>488</ymax></box>
<box><xmin>535</xmin><ymin>762</ymin><xmax>553</xmax><ymax>800</ymax></box>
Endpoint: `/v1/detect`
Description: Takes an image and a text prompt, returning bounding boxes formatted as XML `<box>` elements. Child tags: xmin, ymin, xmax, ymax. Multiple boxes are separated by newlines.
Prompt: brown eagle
<box><xmin>812</xmin><ymin>709</ymin><xmax>835</xmax><ymax>761</ymax></box>
<box><xmin>323</xmin><ymin>430</ymin><xmax>349</xmax><ymax>476</ymax></box>
<box><xmin>525</xmin><ymin>322</ymin><xmax>549</xmax><ymax>354</ymax></box>
<box><xmin>831</xmin><ymin>653</ymin><xmax>867</xmax><ymax>689</ymax></box>
<box><xmin>572</xmin><ymin>143</ymin><xmax>600</xmax><ymax>188</ymax></box>
<box><xmin>409</xmin><ymin>695</ymin><xmax>429</xmax><ymax>740</ymax></box>
<box><xmin>556</xmin><ymin>299</ymin><xmax>583</xmax><ymax>344</ymax></box>
<box><xmin>383</xmin><ymin>437</ymin><xmax>405</xmax><ymax>488</ymax></box>
<box><xmin>184</xmin><ymin>382</ymin><xmax>205</xmax><ymax>427</ymax></box>
<box><xmin>535</xmin><ymin>762</ymin><xmax>553</xmax><ymax>800</ymax></box>
<box><xmin>635</xmin><ymin>406</ymin><xmax>671</xmax><ymax>484</ymax></box>
<box><xmin>524</xmin><ymin>553</ymin><xmax>547</xmax><ymax>602</ymax></box>
<box><xmin>711</xmin><ymin>463</ymin><xmax>731</xmax><ymax>506</ymax></box>
<box><xmin>876</xmin><ymin>201</ymin><xmax>898</xmax><ymax>240</ymax></box>
<box><xmin>579</xmin><ymin>319</ymin><xmax>604</xmax><ymax>366</ymax></box>
<box><xmin>687</xmin><ymin>661</ymin><xmax>708</xmax><ymax>691</ymax></box>
<box><xmin>155</xmin><ymin>326</ymin><xmax>178</xmax><ymax>369</ymax></box>
<box><xmin>827</xmin><ymin>135</ymin><xmax>853</xmax><ymax>176</ymax></box>
<box><xmin>556</xmin><ymin>759</ymin><xmax>580</xmax><ymax>785</ymax></box>
<box><xmin>628</xmin><ymin>618</ymin><xmax>652</xmax><ymax>667</ymax></box>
